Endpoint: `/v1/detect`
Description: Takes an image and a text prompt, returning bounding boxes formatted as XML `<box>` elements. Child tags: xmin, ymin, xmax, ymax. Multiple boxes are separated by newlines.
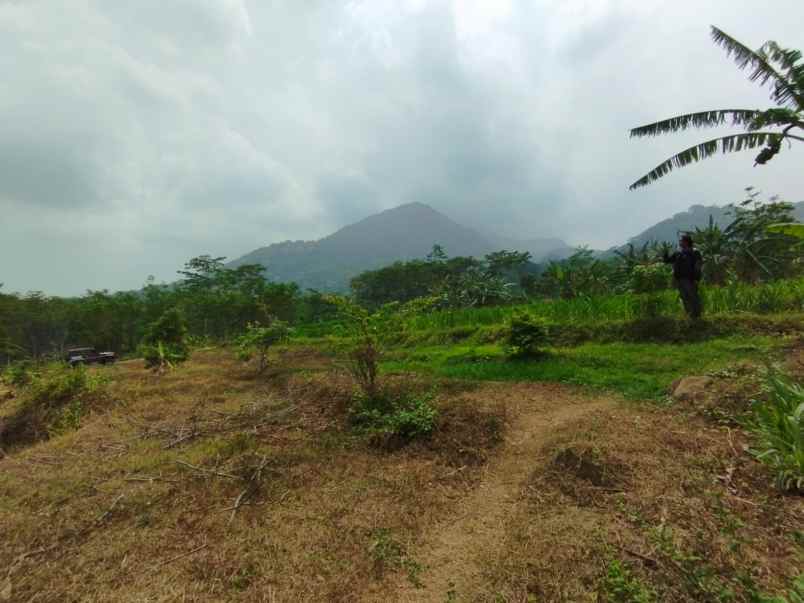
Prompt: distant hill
<box><xmin>626</xmin><ymin>201</ymin><xmax>804</xmax><ymax>247</ymax></box>
<box><xmin>227</xmin><ymin>203</ymin><xmax>571</xmax><ymax>291</ymax></box>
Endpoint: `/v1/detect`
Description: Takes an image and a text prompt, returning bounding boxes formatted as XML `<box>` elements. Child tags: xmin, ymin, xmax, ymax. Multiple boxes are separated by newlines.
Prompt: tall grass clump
<box><xmin>0</xmin><ymin>363</ymin><xmax>109</xmax><ymax>449</ymax></box>
<box><xmin>400</xmin><ymin>278</ymin><xmax>804</xmax><ymax>334</ymax></box>
<box><xmin>746</xmin><ymin>372</ymin><xmax>804</xmax><ymax>492</ymax></box>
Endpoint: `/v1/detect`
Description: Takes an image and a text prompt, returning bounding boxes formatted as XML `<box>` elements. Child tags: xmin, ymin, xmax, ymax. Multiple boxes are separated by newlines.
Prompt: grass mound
<box><xmin>0</xmin><ymin>363</ymin><xmax>109</xmax><ymax>451</ymax></box>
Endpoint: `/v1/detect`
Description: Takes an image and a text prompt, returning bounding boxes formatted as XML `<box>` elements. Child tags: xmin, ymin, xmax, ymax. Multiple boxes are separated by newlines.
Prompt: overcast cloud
<box><xmin>1</xmin><ymin>0</ymin><xmax>803</xmax><ymax>295</ymax></box>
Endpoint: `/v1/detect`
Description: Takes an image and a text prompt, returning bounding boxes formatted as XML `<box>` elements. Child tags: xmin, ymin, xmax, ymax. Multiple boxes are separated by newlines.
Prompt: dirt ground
<box><xmin>1</xmin><ymin>349</ymin><xmax>801</xmax><ymax>602</ymax></box>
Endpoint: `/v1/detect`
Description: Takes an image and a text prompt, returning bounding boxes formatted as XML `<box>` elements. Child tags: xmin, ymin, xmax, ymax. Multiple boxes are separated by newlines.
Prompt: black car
<box><xmin>65</xmin><ymin>347</ymin><xmax>116</xmax><ymax>366</ymax></box>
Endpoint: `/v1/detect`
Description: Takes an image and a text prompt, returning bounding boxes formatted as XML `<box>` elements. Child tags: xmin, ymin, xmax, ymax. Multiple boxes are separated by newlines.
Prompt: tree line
<box><xmin>1</xmin><ymin>193</ymin><xmax>800</xmax><ymax>364</ymax></box>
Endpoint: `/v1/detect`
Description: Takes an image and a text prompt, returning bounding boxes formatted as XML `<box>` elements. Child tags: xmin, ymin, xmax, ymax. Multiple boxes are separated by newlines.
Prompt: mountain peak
<box><xmin>227</xmin><ymin>202</ymin><xmax>571</xmax><ymax>291</ymax></box>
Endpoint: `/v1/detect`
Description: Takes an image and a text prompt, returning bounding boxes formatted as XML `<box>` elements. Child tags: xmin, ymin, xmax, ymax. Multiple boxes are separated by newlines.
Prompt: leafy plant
<box><xmin>235</xmin><ymin>319</ymin><xmax>291</xmax><ymax>374</ymax></box>
<box><xmin>629</xmin><ymin>263</ymin><xmax>671</xmax><ymax>295</ymax></box>
<box><xmin>630</xmin><ymin>26</ymin><xmax>804</xmax><ymax>189</ymax></box>
<box><xmin>504</xmin><ymin>312</ymin><xmax>548</xmax><ymax>358</ymax></box>
<box><xmin>327</xmin><ymin>295</ymin><xmax>402</xmax><ymax>400</ymax></box>
<box><xmin>139</xmin><ymin>308</ymin><xmax>189</xmax><ymax>371</ymax></box>
<box><xmin>746</xmin><ymin>372</ymin><xmax>803</xmax><ymax>492</ymax></box>
<box><xmin>2</xmin><ymin>360</ymin><xmax>34</xmax><ymax>387</ymax></box>
<box><xmin>601</xmin><ymin>559</ymin><xmax>656</xmax><ymax>603</ymax></box>
<box><xmin>351</xmin><ymin>389</ymin><xmax>439</xmax><ymax>441</ymax></box>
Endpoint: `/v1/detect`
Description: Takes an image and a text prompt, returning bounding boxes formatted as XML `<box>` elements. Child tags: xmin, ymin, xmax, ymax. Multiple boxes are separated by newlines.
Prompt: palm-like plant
<box><xmin>629</xmin><ymin>26</ymin><xmax>804</xmax><ymax>190</ymax></box>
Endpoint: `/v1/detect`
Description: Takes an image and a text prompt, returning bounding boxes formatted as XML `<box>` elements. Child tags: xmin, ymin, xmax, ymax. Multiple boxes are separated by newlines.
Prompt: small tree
<box><xmin>139</xmin><ymin>308</ymin><xmax>189</xmax><ymax>371</ymax></box>
<box><xmin>326</xmin><ymin>296</ymin><xmax>397</xmax><ymax>401</ymax></box>
<box><xmin>235</xmin><ymin>320</ymin><xmax>291</xmax><ymax>374</ymax></box>
<box><xmin>504</xmin><ymin>311</ymin><xmax>549</xmax><ymax>358</ymax></box>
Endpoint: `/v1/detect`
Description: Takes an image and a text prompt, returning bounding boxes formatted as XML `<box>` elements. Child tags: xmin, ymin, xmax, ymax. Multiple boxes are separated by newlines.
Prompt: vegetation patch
<box><xmin>384</xmin><ymin>336</ymin><xmax>784</xmax><ymax>400</ymax></box>
<box><xmin>0</xmin><ymin>363</ymin><xmax>109</xmax><ymax>451</ymax></box>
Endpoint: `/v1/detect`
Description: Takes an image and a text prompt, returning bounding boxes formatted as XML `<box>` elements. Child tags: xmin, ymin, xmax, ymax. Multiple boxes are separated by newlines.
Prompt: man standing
<box><xmin>663</xmin><ymin>234</ymin><xmax>704</xmax><ymax>319</ymax></box>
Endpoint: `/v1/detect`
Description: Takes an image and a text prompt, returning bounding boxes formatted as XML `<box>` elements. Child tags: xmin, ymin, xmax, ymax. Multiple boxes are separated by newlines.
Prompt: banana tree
<box><xmin>629</xmin><ymin>27</ymin><xmax>804</xmax><ymax>190</ymax></box>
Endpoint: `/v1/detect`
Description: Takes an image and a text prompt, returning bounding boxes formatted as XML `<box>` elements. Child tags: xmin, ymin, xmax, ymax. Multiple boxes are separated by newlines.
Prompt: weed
<box><xmin>745</xmin><ymin>372</ymin><xmax>804</xmax><ymax>491</ymax></box>
<box><xmin>368</xmin><ymin>528</ymin><xmax>423</xmax><ymax>586</ymax></box>
<box><xmin>2</xmin><ymin>360</ymin><xmax>34</xmax><ymax>387</ymax></box>
<box><xmin>351</xmin><ymin>388</ymin><xmax>438</xmax><ymax>442</ymax></box>
<box><xmin>0</xmin><ymin>363</ymin><xmax>108</xmax><ymax>449</ymax></box>
<box><xmin>601</xmin><ymin>559</ymin><xmax>655</xmax><ymax>603</ymax></box>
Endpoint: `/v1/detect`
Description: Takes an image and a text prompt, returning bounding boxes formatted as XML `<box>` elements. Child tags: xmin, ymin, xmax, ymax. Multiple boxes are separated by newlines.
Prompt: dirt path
<box><xmin>381</xmin><ymin>383</ymin><xmax>615</xmax><ymax>602</ymax></box>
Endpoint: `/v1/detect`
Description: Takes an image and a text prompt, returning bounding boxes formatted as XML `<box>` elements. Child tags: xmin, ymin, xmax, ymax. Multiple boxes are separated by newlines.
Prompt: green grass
<box><xmin>403</xmin><ymin>279</ymin><xmax>804</xmax><ymax>331</ymax></box>
<box><xmin>382</xmin><ymin>336</ymin><xmax>782</xmax><ymax>400</ymax></box>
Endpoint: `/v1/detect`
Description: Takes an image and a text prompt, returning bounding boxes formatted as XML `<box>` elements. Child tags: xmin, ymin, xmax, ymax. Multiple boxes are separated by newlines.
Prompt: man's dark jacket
<box><xmin>663</xmin><ymin>248</ymin><xmax>703</xmax><ymax>281</ymax></box>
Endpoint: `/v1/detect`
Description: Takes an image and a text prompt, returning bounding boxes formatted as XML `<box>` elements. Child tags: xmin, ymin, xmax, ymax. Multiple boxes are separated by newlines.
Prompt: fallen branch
<box><xmin>227</xmin><ymin>488</ymin><xmax>250</xmax><ymax>524</ymax></box>
<box><xmin>124</xmin><ymin>474</ymin><xmax>180</xmax><ymax>484</ymax></box>
<box><xmin>619</xmin><ymin>545</ymin><xmax>658</xmax><ymax>568</ymax></box>
<box><xmin>96</xmin><ymin>494</ymin><xmax>124</xmax><ymax>524</ymax></box>
<box><xmin>163</xmin><ymin>430</ymin><xmax>200</xmax><ymax>449</ymax></box>
<box><xmin>175</xmin><ymin>460</ymin><xmax>239</xmax><ymax>480</ymax></box>
<box><xmin>144</xmin><ymin>543</ymin><xmax>208</xmax><ymax>574</ymax></box>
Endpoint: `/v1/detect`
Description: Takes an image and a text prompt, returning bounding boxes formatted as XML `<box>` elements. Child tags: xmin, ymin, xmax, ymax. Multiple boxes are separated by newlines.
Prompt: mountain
<box><xmin>626</xmin><ymin>201</ymin><xmax>804</xmax><ymax>248</ymax></box>
<box><xmin>227</xmin><ymin>203</ymin><xmax>570</xmax><ymax>291</ymax></box>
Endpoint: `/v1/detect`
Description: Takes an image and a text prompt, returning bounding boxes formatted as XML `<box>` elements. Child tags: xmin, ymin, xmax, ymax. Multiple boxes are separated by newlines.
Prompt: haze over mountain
<box><xmin>625</xmin><ymin>201</ymin><xmax>804</xmax><ymax>248</ymax></box>
<box><xmin>228</xmin><ymin>202</ymin><xmax>574</xmax><ymax>291</ymax></box>
<box><xmin>227</xmin><ymin>198</ymin><xmax>804</xmax><ymax>293</ymax></box>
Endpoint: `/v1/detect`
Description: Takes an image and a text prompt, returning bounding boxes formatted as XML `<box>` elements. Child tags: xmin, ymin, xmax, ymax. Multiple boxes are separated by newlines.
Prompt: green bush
<box><xmin>0</xmin><ymin>363</ymin><xmax>108</xmax><ymax>448</ymax></box>
<box><xmin>504</xmin><ymin>311</ymin><xmax>548</xmax><ymax>358</ymax></box>
<box><xmin>601</xmin><ymin>559</ymin><xmax>655</xmax><ymax>603</ymax></box>
<box><xmin>28</xmin><ymin>363</ymin><xmax>95</xmax><ymax>407</ymax></box>
<box><xmin>350</xmin><ymin>389</ymin><xmax>438</xmax><ymax>441</ymax></box>
<box><xmin>139</xmin><ymin>308</ymin><xmax>189</xmax><ymax>370</ymax></box>
<box><xmin>235</xmin><ymin>320</ymin><xmax>291</xmax><ymax>373</ymax></box>
<box><xmin>2</xmin><ymin>360</ymin><xmax>34</xmax><ymax>387</ymax></box>
<box><xmin>629</xmin><ymin>263</ymin><xmax>671</xmax><ymax>294</ymax></box>
<box><xmin>746</xmin><ymin>372</ymin><xmax>804</xmax><ymax>492</ymax></box>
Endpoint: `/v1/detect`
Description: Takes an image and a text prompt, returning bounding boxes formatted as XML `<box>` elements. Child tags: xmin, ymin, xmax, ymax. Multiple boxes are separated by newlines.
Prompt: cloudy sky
<box><xmin>1</xmin><ymin>0</ymin><xmax>803</xmax><ymax>295</ymax></box>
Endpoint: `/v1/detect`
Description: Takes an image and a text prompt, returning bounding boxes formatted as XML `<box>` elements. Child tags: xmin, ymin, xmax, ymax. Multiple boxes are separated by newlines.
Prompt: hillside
<box><xmin>627</xmin><ymin>201</ymin><xmax>804</xmax><ymax>247</ymax></box>
<box><xmin>227</xmin><ymin>203</ymin><xmax>571</xmax><ymax>291</ymax></box>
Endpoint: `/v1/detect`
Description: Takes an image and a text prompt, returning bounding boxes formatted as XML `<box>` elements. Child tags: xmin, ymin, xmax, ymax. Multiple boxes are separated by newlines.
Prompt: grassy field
<box><xmin>383</xmin><ymin>336</ymin><xmax>784</xmax><ymax>399</ymax></box>
<box><xmin>1</xmin><ymin>335</ymin><xmax>802</xmax><ymax>601</ymax></box>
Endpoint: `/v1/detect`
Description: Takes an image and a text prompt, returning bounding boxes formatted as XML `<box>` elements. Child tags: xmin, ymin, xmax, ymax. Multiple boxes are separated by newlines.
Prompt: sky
<box><xmin>1</xmin><ymin>0</ymin><xmax>803</xmax><ymax>296</ymax></box>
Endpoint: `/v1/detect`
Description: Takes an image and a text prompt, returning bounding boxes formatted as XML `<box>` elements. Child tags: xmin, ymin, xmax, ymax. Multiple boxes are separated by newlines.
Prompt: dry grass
<box><xmin>478</xmin><ymin>404</ymin><xmax>804</xmax><ymax>602</ymax></box>
<box><xmin>0</xmin><ymin>349</ymin><xmax>505</xmax><ymax>602</ymax></box>
<box><xmin>1</xmin><ymin>347</ymin><xmax>801</xmax><ymax>602</ymax></box>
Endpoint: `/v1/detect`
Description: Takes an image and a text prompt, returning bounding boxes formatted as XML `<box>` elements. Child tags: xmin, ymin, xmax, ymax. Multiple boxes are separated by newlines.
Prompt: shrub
<box><xmin>327</xmin><ymin>295</ymin><xmax>402</xmax><ymax>400</ymax></box>
<box><xmin>629</xmin><ymin>263</ymin><xmax>671</xmax><ymax>294</ymax></box>
<box><xmin>601</xmin><ymin>559</ymin><xmax>655</xmax><ymax>603</ymax></box>
<box><xmin>504</xmin><ymin>311</ymin><xmax>548</xmax><ymax>358</ymax></box>
<box><xmin>0</xmin><ymin>363</ymin><xmax>108</xmax><ymax>449</ymax></box>
<box><xmin>351</xmin><ymin>389</ymin><xmax>438</xmax><ymax>442</ymax></box>
<box><xmin>139</xmin><ymin>308</ymin><xmax>189</xmax><ymax>370</ymax></box>
<box><xmin>2</xmin><ymin>360</ymin><xmax>34</xmax><ymax>387</ymax></box>
<box><xmin>235</xmin><ymin>319</ymin><xmax>291</xmax><ymax>373</ymax></box>
<box><xmin>746</xmin><ymin>372</ymin><xmax>804</xmax><ymax>492</ymax></box>
<box><xmin>28</xmin><ymin>363</ymin><xmax>94</xmax><ymax>407</ymax></box>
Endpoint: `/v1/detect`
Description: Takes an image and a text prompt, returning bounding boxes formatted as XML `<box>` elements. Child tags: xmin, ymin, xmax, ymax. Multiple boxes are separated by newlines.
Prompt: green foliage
<box><xmin>1</xmin><ymin>363</ymin><xmax>109</xmax><ymax>448</ymax></box>
<box><xmin>2</xmin><ymin>360</ymin><xmax>34</xmax><ymax>387</ymax></box>
<box><xmin>746</xmin><ymin>372</ymin><xmax>804</xmax><ymax>492</ymax></box>
<box><xmin>327</xmin><ymin>295</ymin><xmax>401</xmax><ymax>400</ymax></box>
<box><xmin>629</xmin><ymin>27</ymin><xmax>804</xmax><ymax>189</ymax></box>
<box><xmin>504</xmin><ymin>312</ymin><xmax>548</xmax><ymax>358</ymax></box>
<box><xmin>27</xmin><ymin>363</ymin><xmax>103</xmax><ymax>407</ymax></box>
<box><xmin>235</xmin><ymin>320</ymin><xmax>291</xmax><ymax>373</ymax></box>
<box><xmin>351</xmin><ymin>389</ymin><xmax>438</xmax><ymax>441</ymax></box>
<box><xmin>601</xmin><ymin>559</ymin><xmax>655</xmax><ymax>603</ymax></box>
<box><xmin>368</xmin><ymin>528</ymin><xmax>423</xmax><ymax>585</ymax></box>
<box><xmin>140</xmin><ymin>308</ymin><xmax>190</xmax><ymax>370</ymax></box>
<box><xmin>629</xmin><ymin>263</ymin><xmax>671</xmax><ymax>294</ymax></box>
<box><xmin>383</xmin><ymin>337</ymin><xmax>778</xmax><ymax>400</ymax></box>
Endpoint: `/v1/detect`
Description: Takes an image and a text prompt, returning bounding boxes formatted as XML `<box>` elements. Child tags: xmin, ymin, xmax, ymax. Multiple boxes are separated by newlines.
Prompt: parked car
<box><xmin>64</xmin><ymin>347</ymin><xmax>116</xmax><ymax>366</ymax></box>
